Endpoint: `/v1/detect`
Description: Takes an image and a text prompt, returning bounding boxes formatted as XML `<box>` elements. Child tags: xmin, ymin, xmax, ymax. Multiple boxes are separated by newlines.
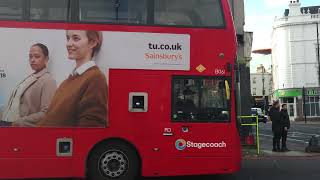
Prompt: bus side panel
<box><xmin>0</xmin><ymin>128</ymin><xmax>73</xmax><ymax>179</ymax></box>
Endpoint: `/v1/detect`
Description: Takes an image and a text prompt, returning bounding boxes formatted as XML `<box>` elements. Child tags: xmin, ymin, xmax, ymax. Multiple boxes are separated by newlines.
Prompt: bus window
<box><xmin>0</xmin><ymin>0</ymin><xmax>23</xmax><ymax>20</ymax></box>
<box><xmin>154</xmin><ymin>0</ymin><xmax>225</xmax><ymax>27</ymax></box>
<box><xmin>30</xmin><ymin>0</ymin><xmax>69</xmax><ymax>21</ymax></box>
<box><xmin>172</xmin><ymin>76</ymin><xmax>230</xmax><ymax>122</ymax></box>
<box><xmin>79</xmin><ymin>0</ymin><xmax>147</xmax><ymax>24</ymax></box>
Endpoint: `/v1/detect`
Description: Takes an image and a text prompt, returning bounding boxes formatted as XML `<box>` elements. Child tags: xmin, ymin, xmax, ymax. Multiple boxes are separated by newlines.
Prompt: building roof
<box><xmin>250</xmin><ymin>73</ymin><xmax>272</xmax><ymax>75</ymax></box>
<box><xmin>284</xmin><ymin>6</ymin><xmax>320</xmax><ymax>16</ymax></box>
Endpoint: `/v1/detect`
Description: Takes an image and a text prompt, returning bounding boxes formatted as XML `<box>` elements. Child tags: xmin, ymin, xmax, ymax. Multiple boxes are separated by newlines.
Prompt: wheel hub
<box><xmin>99</xmin><ymin>151</ymin><xmax>128</xmax><ymax>178</ymax></box>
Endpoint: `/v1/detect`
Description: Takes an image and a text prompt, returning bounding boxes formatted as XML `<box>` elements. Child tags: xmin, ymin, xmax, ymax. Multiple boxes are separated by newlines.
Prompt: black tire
<box><xmin>87</xmin><ymin>141</ymin><xmax>140</xmax><ymax>180</ymax></box>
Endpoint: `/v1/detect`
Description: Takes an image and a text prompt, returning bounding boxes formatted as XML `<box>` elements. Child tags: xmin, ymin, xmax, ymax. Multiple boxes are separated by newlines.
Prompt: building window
<box><xmin>282</xmin><ymin>97</ymin><xmax>294</xmax><ymax>103</ymax></box>
<box><xmin>252</xmin><ymin>88</ymin><xmax>256</xmax><ymax>96</ymax></box>
<box><xmin>305</xmin><ymin>96</ymin><xmax>320</xmax><ymax>117</ymax></box>
<box><xmin>282</xmin><ymin>97</ymin><xmax>295</xmax><ymax>117</ymax></box>
<box><xmin>252</xmin><ymin>77</ymin><xmax>256</xmax><ymax>84</ymax></box>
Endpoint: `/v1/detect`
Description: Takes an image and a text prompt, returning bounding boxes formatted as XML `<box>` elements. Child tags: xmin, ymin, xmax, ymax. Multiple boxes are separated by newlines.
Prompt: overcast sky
<box><xmin>244</xmin><ymin>0</ymin><xmax>316</xmax><ymax>72</ymax></box>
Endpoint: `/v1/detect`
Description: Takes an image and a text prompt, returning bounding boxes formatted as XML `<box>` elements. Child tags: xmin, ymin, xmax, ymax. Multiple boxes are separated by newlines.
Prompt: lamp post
<box><xmin>262</xmin><ymin>69</ymin><xmax>266</xmax><ymax>113</ymax></box>
<box><xmin>317</xmin><ymin>22</ymin><xmax>320</xmax><ymax>86</ymax></box>
<box><xmin>303</xmin><ymin>86</ymin><xmax>307</xmax><ymax>124</ymax></box>
<box><xmin>252</xmin><ymin>49</ymin><xmax>272</xmax><ymax>114</ymax></box>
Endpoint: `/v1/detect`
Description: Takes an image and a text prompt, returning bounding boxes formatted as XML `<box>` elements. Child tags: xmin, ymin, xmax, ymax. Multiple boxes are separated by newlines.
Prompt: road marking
<box><xmin>259</xmin><ymin>133</ymin><xmax>308</xmax><ymax>143</ymax></box>
<box><xmin>289</xmin><ymin>132</ymin><xmax>320</xmax><ymax>137</ymax></box>
<box><xmin>292</xmin><ymin>124</ymin><xmax>320</xmax><ymax>129</ymax></box>
<box><xmin>257</xmin><ymin>131</ymin><xmax>318</xmax><ymax>139</ymax></box>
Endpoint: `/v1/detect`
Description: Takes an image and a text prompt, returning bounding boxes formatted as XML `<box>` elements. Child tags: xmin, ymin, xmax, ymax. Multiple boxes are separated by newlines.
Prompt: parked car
<box><xmin>251</xmin><ymin>108</ymin><xmax>268</xmax><ymax>123</ymax></box>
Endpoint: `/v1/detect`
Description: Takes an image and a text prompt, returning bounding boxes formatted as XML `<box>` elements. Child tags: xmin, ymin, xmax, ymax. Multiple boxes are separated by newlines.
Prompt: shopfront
<box><xmin>273</xmin><ymin>88</ymin><xmax>320</xmax><ymax>121</ymax></box>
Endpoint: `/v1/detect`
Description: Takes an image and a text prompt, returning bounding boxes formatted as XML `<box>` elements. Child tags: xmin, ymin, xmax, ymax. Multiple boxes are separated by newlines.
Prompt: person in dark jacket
<box><xmin>280</xmin><ymin>104</ymin><xmax>290</xmax><ymax>152</ymax></box>
<box><xmin>269</xmin><ymin>100</ymin><xmax>281</xmax><ymax>152</ymax></box>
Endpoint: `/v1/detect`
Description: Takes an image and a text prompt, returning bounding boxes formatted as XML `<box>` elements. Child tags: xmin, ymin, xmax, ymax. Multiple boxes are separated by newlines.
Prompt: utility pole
<box><xmin>262</xmin><ymin>69</ymin><xmax>266</xmax><ymax>113</ymax></box>
<box><xmin>317</xmin><ymin>22</ymin><xmax>320</xmax><ymax>86</ymax></box>
<box><xmin>303</xmin><ymin>86</ymin><xmax>307</xmax><ymax>124</ymax></box>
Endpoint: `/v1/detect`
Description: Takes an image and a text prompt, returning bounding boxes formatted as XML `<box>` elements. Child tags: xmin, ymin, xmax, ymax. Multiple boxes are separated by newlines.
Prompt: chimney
<box><xmin>288</xmin><ymin>0</ymin><xmax>302</xmax><ymax>16</ymax></box>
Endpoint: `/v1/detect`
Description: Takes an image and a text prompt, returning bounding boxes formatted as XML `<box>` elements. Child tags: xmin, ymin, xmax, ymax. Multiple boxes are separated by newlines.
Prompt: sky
<box><xmin>244</xmin><ymin>0</ymin><xmax>316</xmax><ymax>73</ymax></box>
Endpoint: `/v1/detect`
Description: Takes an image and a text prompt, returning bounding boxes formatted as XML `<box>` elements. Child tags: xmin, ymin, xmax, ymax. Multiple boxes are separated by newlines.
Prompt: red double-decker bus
<box><xmin>0</xmin><ymin>0</ymin><xmax>240</xmax><ymax>179</ymax></box>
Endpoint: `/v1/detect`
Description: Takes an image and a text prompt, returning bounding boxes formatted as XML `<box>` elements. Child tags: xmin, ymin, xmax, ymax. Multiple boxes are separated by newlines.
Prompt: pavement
<box><xmin>249</xmin><ymin>121</ymin><xmax>320</xmax><ymax>158</ymax></box>
<box><xmin>291</xmin><ymin>120</ymin><xmax>320</xmax><ymax>124</ymax></box>
<box><xmin>261</xmin><ymin>149</ymin><xmax>320</xmax><ymax>156</ymax></box>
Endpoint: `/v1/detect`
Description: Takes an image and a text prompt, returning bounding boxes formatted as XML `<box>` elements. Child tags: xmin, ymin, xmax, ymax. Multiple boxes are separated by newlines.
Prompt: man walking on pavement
<box><xmin>280</xmin><ymin>104</ymin><xmax>290</xmax><ymax>152</ymax></box>
<box><xmin>269</xmin><ymin>100</ymin><xmax>281</xmax><ymax>152</ymax></box>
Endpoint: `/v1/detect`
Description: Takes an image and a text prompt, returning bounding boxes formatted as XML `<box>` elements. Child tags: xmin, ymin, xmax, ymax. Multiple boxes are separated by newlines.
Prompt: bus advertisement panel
<box><xmin>0</xmin><ymin>27</ymin><xmax>190</xmax><ymax>127</ymax></box>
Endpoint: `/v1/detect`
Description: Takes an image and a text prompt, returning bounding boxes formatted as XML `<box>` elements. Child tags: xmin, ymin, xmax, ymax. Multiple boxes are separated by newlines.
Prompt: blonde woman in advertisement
<box><xmin>0</xmin><ymin>43</ymin><xmax>57</xmax><ymax>127</ymax></box>
<box><xmin>37</xmin><ymin>30</ymin><xmax>107</xmax><ymax>127</ymax></box>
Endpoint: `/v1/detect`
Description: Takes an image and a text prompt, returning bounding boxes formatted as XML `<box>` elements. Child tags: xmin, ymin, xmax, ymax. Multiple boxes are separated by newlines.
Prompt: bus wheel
<box><xmin>87</xmin><ymin>141</ymin><xmax>140</xmax><ymax>180</ymax></box>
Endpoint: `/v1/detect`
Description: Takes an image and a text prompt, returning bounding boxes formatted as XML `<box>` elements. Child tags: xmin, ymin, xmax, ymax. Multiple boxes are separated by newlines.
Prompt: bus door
<box><xmin>161</xmin><ymin>76</ymin><xmax>233</xmax><ymax>158</ymax></box>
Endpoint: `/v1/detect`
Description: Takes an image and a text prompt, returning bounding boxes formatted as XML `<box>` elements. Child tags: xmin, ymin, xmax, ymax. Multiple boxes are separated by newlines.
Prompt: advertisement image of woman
<box><xmin>37</xmin><ymin>30</ymin><xmax>107</xmax><ymax>127</ymax></box>
<box><xmin>1</xmin><ymin>43</ymin><xmax>57</xmax><ymax>127</ymax></box>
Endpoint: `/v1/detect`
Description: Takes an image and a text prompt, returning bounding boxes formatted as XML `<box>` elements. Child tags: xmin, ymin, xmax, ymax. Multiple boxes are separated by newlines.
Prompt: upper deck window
<box><xmin>154</xmin><ymin>0</ymin><xmax>225</xmax><ymax>27</ymax></box>
<box><xmin>0</xmin><ymin>0</ymin><xmax>23</xmax><ymax>20</ymax></box>
<box><xmin>79</xmin><ymin>0</ymin><xmax>147</xmax><ymax>24</ymax></box>
<box><xmin>0</xmin><ymin>0</ymin><xmax>226</xmax><ymax>28</ymax></box>
<box><xmin>78</xmin><ymin>0</ymin><xmax>225</xmax><ymax>28</ymax></box>
<box><xmin>30</xmin><ymin>0</ymin><xmax>69</xmax><ymax>21</ymax></box>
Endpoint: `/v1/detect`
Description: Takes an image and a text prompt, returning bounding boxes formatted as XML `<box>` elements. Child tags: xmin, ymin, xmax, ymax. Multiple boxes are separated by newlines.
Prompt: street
<box><xmin>141</xmin><ymin>158</ymin><xmax>320</xmax><ymax>180</ymax></box>
<box><xmin>258</xmin><ymin>121</ymin><xmax>320</xmax><ymax>154</ymax></box>
<box><xmin>20</xmin><ymin>157</ymin><xmax>320</xmax><ymax>180</ymax></box>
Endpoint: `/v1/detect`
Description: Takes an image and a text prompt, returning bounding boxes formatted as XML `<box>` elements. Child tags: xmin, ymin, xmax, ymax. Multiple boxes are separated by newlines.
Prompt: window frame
<box><xmin>0</xmin><ymin>0</ymin><xmax>27</xmax><ymax>21</ymax></box>
<box><xmin>305</xmin><ymin>96</ymin><xmax>320</xmax><ymax>117</ymax></box>
<box><xmin>77</xmin><ymin>0</ymin><xmax>149</xmax><ymax>25</ymax></box>
<box><xmin>151</xmin><ymin>0</ymin><xmax>226</xmax><ymax>28</ymax></box>
<box><xmin>0</xmin><ymin>0</ymin><xmax>71</xmax><ymax>22</ymax></box>
<box><xmin>252</xmin><ymin>87</ymin><xmax>257</xmax><ymax>96</ymax></box>
<box><xmin>29</xmin><ymin>0</ymin><xmax>71</xmax><ymax>22</ymax></box>
<box><xmin>252</xmin><ymin>77</ymin><xmax>256</xmax><ymax>84</ymax></box>
<box><xmin>171</xmin><ymin>75</ymin><xmax>232</xmax><ymax>123</ymax></box>
<box><xmin>0</xmin><ymin>0</ymin><xmax>226</xmax><ymax>29</ymax></box>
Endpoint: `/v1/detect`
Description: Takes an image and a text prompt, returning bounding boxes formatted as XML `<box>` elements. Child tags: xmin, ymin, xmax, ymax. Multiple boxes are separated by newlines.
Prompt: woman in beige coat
<box><xmin>1</xmin><ymin>43</ymin><xmax>57</xmax><ymax>127</ymax></box>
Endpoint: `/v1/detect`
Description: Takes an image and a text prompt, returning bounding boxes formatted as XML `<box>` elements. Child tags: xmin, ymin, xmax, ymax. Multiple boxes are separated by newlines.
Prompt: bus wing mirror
<box><xmin>225</xmin><ymin>80</ymin><xmax>230</xmax><ymax>100</ymax></box>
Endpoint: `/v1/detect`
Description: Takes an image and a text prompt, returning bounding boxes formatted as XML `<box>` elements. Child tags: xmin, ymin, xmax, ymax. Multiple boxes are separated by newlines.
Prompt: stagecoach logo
<box><xmin>175</xmin><ymin>139</ymin><xmax>187</xmax><ymax>151</ymax></box>
<box><xmin>175</xmin><ymin>139</ymin><xmax>227</xmax><ymax>151</ymax></box>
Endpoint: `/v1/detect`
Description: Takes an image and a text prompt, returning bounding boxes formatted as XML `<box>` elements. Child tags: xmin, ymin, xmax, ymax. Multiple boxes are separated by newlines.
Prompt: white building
<box><xmin>272</xmin><ymin>0</ymin><xmax>320</xmax><ymax>120</ymax></box>
<box><xmin>250</xmin><ymin>65</ymin><xmax>272</xmax><ymax>111</ymax></box>
<box><xmin>251</xmin><ymin>73</ymin><xmax>272</xmax><ymax>97</ymax></box>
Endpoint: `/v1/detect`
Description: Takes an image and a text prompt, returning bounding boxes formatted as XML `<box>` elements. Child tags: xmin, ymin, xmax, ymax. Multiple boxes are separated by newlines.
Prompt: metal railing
<box><xmin>239</xmin><ymin>115</ymin><xmax>260</xmax><ymax>155</ymax></box>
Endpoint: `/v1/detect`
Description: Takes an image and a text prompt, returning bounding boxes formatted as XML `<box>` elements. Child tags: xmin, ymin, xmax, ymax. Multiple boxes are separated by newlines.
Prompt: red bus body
<box><xmin>0</xmin><ymin>0</ymin><xmax>240</xmax><ymax>179</ymax></box>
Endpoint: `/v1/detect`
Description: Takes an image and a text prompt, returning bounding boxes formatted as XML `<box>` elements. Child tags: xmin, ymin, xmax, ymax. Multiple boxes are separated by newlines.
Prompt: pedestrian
<box><xmin>280</xmin><ymin>104</ymin><xmax>290</xmax><ymax>152</ymax></box>
<box><xmin>269</xmin><ymin>100</ymin><xmax>281</xmax><ymax>152</ymax></box>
